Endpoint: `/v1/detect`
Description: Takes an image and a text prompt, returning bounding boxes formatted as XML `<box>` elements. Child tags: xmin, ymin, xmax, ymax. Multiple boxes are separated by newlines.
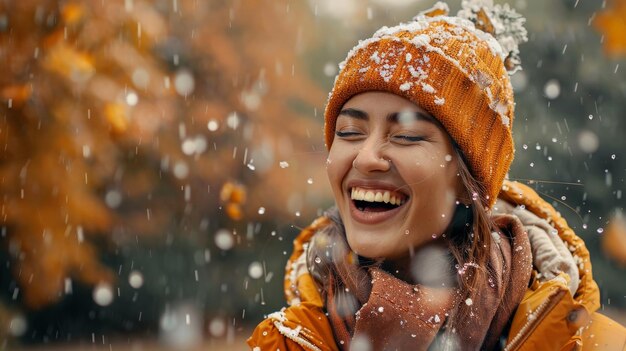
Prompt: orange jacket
<box><xmin>248</xmin><ymin>181</ymin><xmax>626</xmax><ymax>350</ymax></box>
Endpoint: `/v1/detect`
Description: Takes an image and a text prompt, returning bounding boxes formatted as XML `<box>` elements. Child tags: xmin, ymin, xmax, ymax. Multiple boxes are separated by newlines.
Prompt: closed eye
<box><xmin>393</xmin><ymin>135</ymin><xmax>425</xmax><ymax>142</ymax></box>
<box><xmin>336</xmin><ymin>131</ymin><xmax>362</xmax><ymax>138</ymax></box>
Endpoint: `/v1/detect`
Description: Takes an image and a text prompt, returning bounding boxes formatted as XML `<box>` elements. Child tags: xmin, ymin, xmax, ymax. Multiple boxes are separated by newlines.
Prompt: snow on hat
<box><xmin>324</xmin><ymin>1</ymin><xmax>527</xmax><ymax>208</ymax></box>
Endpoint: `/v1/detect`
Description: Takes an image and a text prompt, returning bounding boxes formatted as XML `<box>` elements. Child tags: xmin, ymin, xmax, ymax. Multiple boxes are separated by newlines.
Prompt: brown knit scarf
<box><xmin>324</xmin><ymin>214</ymin><xmax>532</xmax><ymax>351</ymax></box>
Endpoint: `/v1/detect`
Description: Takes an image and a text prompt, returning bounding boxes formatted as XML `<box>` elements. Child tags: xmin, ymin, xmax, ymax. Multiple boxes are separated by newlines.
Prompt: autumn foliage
<box><xmin>0</xmin><ymin>0</ymin><xmax>326</xmax><ymax>310</ymax></box>
<box><xmin>594</xmin><ymin>0</ymin><xmax>626</xmax><ymax>57</ymax></box>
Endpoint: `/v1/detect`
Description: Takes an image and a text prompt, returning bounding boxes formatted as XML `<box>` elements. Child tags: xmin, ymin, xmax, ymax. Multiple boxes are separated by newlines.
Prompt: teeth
<box><xmin>350</xmin><ymin>187</ymin><xmax>406</xmax><ymax>205</ymax></box>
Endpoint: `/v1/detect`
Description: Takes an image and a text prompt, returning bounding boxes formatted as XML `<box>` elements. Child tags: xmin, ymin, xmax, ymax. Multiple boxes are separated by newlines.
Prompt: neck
<box><xmin>380</xmin><ymin>238</ymin><xmax>457</xmax><ymax>288</ymax></box>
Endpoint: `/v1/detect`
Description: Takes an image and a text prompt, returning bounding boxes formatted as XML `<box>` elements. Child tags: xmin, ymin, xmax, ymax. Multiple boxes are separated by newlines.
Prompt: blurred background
<box><xmin>0</xmin><ymin>0</ymin><xmax>625</xmax><ymax>350</ymax></box>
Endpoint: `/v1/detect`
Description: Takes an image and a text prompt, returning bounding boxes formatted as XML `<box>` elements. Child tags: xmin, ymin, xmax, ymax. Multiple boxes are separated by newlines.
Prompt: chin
<box><xmin>345</xmin><ymin>229</ymin><xmax>398</xmax><ymax>260</ymax></box>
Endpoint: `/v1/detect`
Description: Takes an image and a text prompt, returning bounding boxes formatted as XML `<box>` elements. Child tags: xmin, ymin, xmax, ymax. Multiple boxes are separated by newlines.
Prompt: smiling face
<box><xmin>326</xmin><ymin>91</ymin><xmax>463</xmax><ymax>260</ymax></box>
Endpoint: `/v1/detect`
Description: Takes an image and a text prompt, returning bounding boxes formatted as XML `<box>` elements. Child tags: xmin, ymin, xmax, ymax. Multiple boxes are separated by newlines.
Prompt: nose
<box><xmin>352</xmin><ymin>138</ymin><xmax>391</xmax><ymax>173</ymax></box>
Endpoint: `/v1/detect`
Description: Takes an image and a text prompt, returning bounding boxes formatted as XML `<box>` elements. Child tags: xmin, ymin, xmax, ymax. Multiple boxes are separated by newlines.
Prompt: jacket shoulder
<box><xmin>500</xmin><ymin>180</ymin><xmax>600</xmax><ymax>313</ymax></box>
<box><xmin>247</xmin><ymin>217</ymin><xmax>337</xmax><ymax>350</ymax></box>
<box><xmin>247</xmin><ymin>302</ymin><xmax>339</xmax><ymax>351</ymax></box>
<box><xmin>499</xmin><ymin>181</ymin><xmax>626</xmax><ymax>350</ymax></box>
<box><xmin>284</xmin><ymin>216</ymin><xmax>331</xmax><ymax>306</ymax></box>
<box><xmin>505</xmin><ymin>273</ymin><xmax>585</xmax><ymax>350</ymax></box>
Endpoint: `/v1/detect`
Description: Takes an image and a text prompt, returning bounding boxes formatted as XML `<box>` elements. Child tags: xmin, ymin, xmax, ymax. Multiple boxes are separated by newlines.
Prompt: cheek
<box><xmin>403</xmin><ymin>150</ymin><xmax>456</xmax><ymax>183</ymax></box>
<box><xmin>394</xmin><ymin>151</ymin><xmax>435</xmax><ymax>182</ymax></box>
<box><xmin>326</xmin><ymin>144</ymin><xmax>354</xmax><ymax>195</ymax></box>
<box><xmin>400</xmin><ymin>152</ymin><xmax>460</xmax><ymax>219</ymax></box>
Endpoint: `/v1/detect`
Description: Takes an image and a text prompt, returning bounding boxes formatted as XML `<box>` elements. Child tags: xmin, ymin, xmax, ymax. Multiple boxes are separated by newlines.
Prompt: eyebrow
<box><xmin>338</xmin><ymin>108</ymin><xmax>434</xmax><ymax>124</ymax></box>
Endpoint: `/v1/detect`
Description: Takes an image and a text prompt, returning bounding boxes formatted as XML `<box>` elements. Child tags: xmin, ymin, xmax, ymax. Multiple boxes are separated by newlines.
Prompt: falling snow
<box><xmin>2</xmin><ymin>1</ymin><xmax>624</xmax><ymax>349</ymax></box>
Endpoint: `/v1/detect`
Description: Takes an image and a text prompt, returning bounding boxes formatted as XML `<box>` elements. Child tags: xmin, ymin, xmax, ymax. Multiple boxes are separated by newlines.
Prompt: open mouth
<box><xmin>350</xmin><ymin>187</ymin><xmax>408</xmax><ymax>212</ymax></box>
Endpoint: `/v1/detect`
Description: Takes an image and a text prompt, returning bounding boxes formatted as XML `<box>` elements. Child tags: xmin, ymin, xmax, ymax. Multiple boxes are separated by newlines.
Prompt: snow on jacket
<box><xmin>247</xmin><ymin>181</ymin><xmax>626</xmax><ymax>350</ymax></box>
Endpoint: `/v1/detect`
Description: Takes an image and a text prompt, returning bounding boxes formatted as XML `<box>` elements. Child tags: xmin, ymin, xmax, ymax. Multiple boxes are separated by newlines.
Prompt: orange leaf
<box><xmin>594</xmin><ymin>1</ymin><xmax>626</xmax><ymax>57</ymax></box>
<box><xmin>62</xmin><ymin>3</ymin><xmax>85</xmax><ymax>26</ymax></box>
<box><xmin>43</xmin><ymin>44</ymin><xmax>95</xmax><ymax>83</ymax></box>
<box><xmin>230</xmin><ymin>185</ymin><xmax>246</xmax><ymax>204</ymax></box>
<box><xmin>220</xmin><ymin>181</ymin><xmax>246</xmax><ymax>204</ymax></box>
<box><xmin>104</xmin><ymin>103</ymin><xmax>129</xmax><ymax>134</ymax></box>
<box><xmin>1</xmin><ymin>84</ymin><xmax>32</xmax><ymax>107</ymax></box>
<box><xmin>226</xmin><ymin>203</ymin><xmax>243</xmax><ymax>221</ymax></box>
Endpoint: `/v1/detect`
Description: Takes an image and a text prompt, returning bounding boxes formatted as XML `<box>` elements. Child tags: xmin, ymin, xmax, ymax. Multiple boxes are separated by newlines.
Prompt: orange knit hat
<box><xmin>324</xmin><ymin>1</ymin><xmax>527</xmax><ymax>208</ymax></box>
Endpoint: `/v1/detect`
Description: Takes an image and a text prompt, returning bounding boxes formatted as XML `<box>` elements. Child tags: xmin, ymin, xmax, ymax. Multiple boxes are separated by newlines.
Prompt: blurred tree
<box><xmin>0</xmin><ymin>0</ymin><xmax>326</xmax><ymax>337</ymax></box>
<box><xmin>504</xmin><ymin>0</ymin><xmax>626</xmax><ymax>307</ymax></box>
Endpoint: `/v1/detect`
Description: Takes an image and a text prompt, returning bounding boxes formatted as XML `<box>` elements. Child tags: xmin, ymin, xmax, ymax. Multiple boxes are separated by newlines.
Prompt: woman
<box><xmin>248</xmin><ymin>2</ymin><xmax>626</xmax><ymax>350</ymax></box>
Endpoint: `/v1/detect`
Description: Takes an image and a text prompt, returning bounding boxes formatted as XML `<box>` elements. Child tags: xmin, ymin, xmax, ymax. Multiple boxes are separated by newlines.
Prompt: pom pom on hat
<box><xmin>457</xmin><ymin>0</ymin><xmax>528</xmax><ymax>74</ymax></box>
<box><xmin>324</xmin><ymin>1</ymin><xmax>527</xmax><ymax>208</ymax></box>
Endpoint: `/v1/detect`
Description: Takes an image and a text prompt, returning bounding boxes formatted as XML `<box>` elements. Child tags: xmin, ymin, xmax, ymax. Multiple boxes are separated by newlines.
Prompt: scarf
<box><xmin>324</xmin><ymin>214</ymin><xmax>532</xmax><ymax>351</ymax></box>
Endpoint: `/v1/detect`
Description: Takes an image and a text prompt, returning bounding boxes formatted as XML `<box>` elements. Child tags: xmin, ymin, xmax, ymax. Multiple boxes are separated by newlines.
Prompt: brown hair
<box><xmin>307</xmin><ymin>146</ymin><xmax>495</xmax><ymax>345</ymax></box>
